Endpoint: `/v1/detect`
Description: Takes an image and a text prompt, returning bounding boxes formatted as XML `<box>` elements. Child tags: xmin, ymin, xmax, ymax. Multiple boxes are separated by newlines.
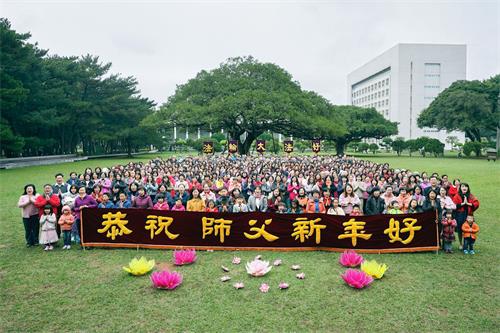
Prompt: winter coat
<box><xmin>18</xmin><ymin>194</ymin><xmax>39</xmax><ymax>218</ymax></box>
<box><xmin>365</xmin><ymin>195</ymin><xmax>385</xmax><ymax>215</ymax></box>
<box><xmin>34</xmin><ymin>194</ymin><xmax>60</xmax><ymax>216</ymax></box>
<box><xmin>74</xmin><ymin>195</ymin><xmax>98</xmax><ymax>219</ymax></box>
<box><xmin>187</xmin><ymin>198</ymin><xmax>205</xmax><ymax>212</ymax></box>
<box><xmin>452</xmin><ymin>193</ymin><xmax>479</xmax><ymax>215</ymax></box>
<box><xmin>247</xmin><ymin>195</ymin><xmax>268</xmax><ymax>212</ymax></box>
<box><xmin>462</xmin><ymin>222</ymin><xmax>479</xmax><ymax>240</ymax></box>
<box><xmin>153</xmin><ymin>202</ymin><xmax>170</xmax><ymax>211</ymax></box>
<box><xmin>58</xmin><ymin>213</ymin><xmax>75</xmax><ymax>231</ymax></box>
<box><xmin>115</xmin><ymin>200</ymin><xmax>132</xmax><ymax>209</ymax></box>
<box><xmin>441</xmin><ymin>218</ymin><xmax>457</xmax><ymax>241</ymax></box>
<box><xmin>98</xmin><ymin>201</ymin><xmax>115</xmax><ymax>209</ymax></box>
<box><xmin>232</xmin><ymin>203</ymin><xmax>249</xmax><ymax>213</ymax></box>
<box><xmin>132</xmin><ymin>195</ymin><xmax>153</xmax><ymax>209</ymax></box>
<box><xmin>305</xmin><ymin>199</ymin><xmax>326</xmax><ymax>214</ymax></box>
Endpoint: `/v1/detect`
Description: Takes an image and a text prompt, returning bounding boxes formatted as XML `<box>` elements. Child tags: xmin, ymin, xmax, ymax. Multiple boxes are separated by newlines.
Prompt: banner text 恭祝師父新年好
<box><xmin>80</xmin><ymin>209</ymin><xmax>439</xmax><ymax>253</ymax></box>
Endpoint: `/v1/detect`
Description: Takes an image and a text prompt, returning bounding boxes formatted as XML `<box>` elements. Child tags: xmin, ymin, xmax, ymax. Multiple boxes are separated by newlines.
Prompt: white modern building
<box><xmin>347</xmin><ymin>43</ymin><xmax>466</xmax><ymax>145</ymax></box>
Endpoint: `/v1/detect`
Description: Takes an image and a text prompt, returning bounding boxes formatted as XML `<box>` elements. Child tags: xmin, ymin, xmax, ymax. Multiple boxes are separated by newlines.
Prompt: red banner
<box><xmin>81</xmin><ymin>209</ymin><xmax>439</xmax><ymax>253</ymax></box>
<box><xmin>312</xmin><ymin>140</ymin><xmax>321</xmax><ymax>153</ymax></box>
<box><xmin>228</xmin><ymin>140</ymin><xmax>238</xmax><ymax>153</ymax></box>
<box><xmin>202</xmin><ymin>141</ymin><xmax>214</xmax><ymax>154</ymax></box>
<box><xmin>256</xmin><ymin>140</ymin><xmax>266</xmax><ymax>154</ymax></box>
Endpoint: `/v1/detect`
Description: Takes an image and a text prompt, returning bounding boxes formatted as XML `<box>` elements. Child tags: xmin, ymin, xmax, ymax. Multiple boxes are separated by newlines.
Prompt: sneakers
<box><xmin>463</xmin><ymin>250</ymin><xmax>469</xmax><ymax>254</ymax></box>
<box><xmin>44</xmin><ymin>245</ymin><xmax>49</xmax><ymax>251</ymax></box>
<box><xmin>469</xmin><ymin>250</ymin><xmax>475</xmax><ymax>255</ymax></box>
<box><xmin>62</xmin><ymin>245</ymin><xmax>67</xmax><ymax>249</ymax></box>
<box><xmin>62</xmin><ymin>245</ymin><xmax>71</xmax><ymax>250</ymax></box>
<box><xmin>48</xmin><ymin>245</ymin><xmax>54</xmax><ymax>251</ymax></box>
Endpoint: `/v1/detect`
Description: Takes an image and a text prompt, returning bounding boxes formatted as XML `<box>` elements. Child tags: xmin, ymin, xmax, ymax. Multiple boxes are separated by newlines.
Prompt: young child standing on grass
<box><xmin>462</xmin><ymin>214</ymin><xmax>479</xmax><ymax>254</ymax></box>
<box><xmin>58</xmin><ymin>205</ymin><xmax>74</xmax><ymax>250</ymax></box>
<box><xmin>39</xmin><ymin>205</ymin><xmax>58</xmax><ymax>251</ymax></box>
<box><xmin>441</xmin><ymin>209</ymin><xmax>457</xmax><ymax>253</ymax></box>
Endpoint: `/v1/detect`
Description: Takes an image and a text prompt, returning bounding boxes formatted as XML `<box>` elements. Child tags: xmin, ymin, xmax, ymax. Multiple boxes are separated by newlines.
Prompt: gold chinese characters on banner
<box><xmin>202</xmin><ymin>141</ymin><xmax>214</xmax><ymax>154</ymax></box>
<box><xmin>283</xmin><ymin>140</ymin><xmax>293</xmax><ymax>153</ymax></box>
<box><xmin>228</xmin><ymin>140</ymin><xmax>238</xmax><ymax>154</ymax></box>
<box><xmin>81</xmin><ymin>209</ymin><xmax>439</xmax><ymax>253</ymax></box>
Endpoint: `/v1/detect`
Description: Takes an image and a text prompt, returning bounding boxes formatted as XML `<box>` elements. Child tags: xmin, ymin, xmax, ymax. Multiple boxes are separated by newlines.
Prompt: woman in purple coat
<box><xmin>73</xmin><ymin>186</ymin><xmax>98</xmax><ymax>244</ymax></box>
<box><xmin>132</xmin><ymin>186</ymin><xmax>153</xmax><ymax>209</ymax></box>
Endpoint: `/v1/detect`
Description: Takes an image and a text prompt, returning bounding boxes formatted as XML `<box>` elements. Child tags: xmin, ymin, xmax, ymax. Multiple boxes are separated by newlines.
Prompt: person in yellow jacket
<box><xmin>461</xmin><ymin>214</ymin><xmax>479</xmax><ymax>254</ymax></box>
<box><xmin>187</xmin><ymin>189</ymin><xmax>206</xmax><ymax>212</ymax></box>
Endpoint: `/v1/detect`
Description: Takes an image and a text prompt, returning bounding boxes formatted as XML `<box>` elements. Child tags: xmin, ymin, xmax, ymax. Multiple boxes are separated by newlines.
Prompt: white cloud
<box><xmin>2</xmin><ymin>0</ymin><xmax>498</xmax><ymax>105</ymax></box>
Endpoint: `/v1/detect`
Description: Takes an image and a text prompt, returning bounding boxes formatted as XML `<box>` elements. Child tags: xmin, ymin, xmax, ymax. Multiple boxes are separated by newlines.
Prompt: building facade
<box><xmin>347</xmin><ymin>43</ymin><xmax>466</xmax><ymax>145</ymax></box>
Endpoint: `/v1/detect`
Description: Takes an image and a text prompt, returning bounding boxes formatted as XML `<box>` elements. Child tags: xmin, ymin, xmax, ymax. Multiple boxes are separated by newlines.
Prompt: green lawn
<box><xmin>1</xmin><ymin>155</ymin><xmax>499</xmax><ymax>332</ymax></box>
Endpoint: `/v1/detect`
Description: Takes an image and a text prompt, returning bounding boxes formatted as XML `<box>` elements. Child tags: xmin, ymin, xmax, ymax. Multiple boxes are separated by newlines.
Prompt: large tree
<box><xmin>146</xmin><ymin>56</ymin><xmax>345</xmax><ymax>154</ymax></box>
<box><xmin>0</xmin><ymin>19</ymin><xmax>157</xmax><ymax>157</ymax></box>
<box><xmin>329</xmin><ymin>106</ymin><xmax>398</xmax><ymax>155</ymax></box>
<box><xmin>417</xmin><ymin>76</ymin><xmax>500</xmax><ymax>146</ymax></box>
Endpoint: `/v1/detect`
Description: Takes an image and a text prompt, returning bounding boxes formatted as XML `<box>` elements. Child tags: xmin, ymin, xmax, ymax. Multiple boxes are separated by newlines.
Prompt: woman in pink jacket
<box><xmin>17</xmin><ymin>184</ymin><xmax>40</xmax><ymax>247</ymax></box>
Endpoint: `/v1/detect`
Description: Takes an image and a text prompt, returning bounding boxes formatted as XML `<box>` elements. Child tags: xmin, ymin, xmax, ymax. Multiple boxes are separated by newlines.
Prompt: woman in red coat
<box><xmin>34</xmin><ymin>184</ymin><xmax>61</xmax><ymax>216</ymax></box>
<box><xmin>452</xmin><ymin>183</ymin><xmax>479</xmax><ymax>249</ymax></box>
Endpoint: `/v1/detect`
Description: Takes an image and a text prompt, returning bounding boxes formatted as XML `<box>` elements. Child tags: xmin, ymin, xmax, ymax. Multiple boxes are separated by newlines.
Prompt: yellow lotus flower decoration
<box><xmin>123</xmin><ymin>257</ymin><xmax>155</xmax><ymax>276</ymax></box>
<box><xmin>361</xmin><ymin>260</ymin><xmax>388</xmax><ymax>279</ymax></box>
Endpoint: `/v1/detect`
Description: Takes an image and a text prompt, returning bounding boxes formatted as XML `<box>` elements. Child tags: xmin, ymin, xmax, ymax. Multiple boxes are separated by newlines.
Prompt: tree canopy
<box><xmin>0</xmin><ymin>18</ymin><xmax>156</xmax><ymax>157</ymax></box>
<box><xmin>328</xmin><ymin>106</ymin><xmax>398</xmax><ymax>155</ymax></box>
<box><xmin>146</xmin><ymin>57</ymin><xmax>346</xmax><ymax>154</ymax></box>
<box><xmin>417</xmin><ymin>75</ymin><xmax>500</xmax><ymax>143</ymax></box>
<box><xmin>146</xmin><ymin>56</ymin><xmax>397</xmax><ymax>154</ymax></box>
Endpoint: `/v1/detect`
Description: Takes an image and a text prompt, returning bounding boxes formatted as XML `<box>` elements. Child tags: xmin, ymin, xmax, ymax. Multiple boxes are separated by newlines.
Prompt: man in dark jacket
<box><xmin>365</xmin><ymin>186</ymin><xmax>385</xmax><ymax>215</ymax></box>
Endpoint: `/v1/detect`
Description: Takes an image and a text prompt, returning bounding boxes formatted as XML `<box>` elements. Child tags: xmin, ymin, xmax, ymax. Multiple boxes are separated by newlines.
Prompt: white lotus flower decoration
<box><xmin>245</xmin><ymin>259</ymin><xmax>272</xmax><ymax>277</ymax></box>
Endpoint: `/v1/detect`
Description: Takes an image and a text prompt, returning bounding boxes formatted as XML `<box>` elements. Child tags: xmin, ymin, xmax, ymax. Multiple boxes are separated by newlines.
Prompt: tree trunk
<box><xmin>127</xmin><ymin>139</ymin><xmax>132</xmax><ymax>158</ymax></box>
<box><xmin>496</xmin><ymin>126</ymin><xmax>499</xmax><ymax>153</ymax></box>
<box><xmin>271</xmin><ymin>132</ymin><xmax>277</xmax><ymax>154</ymax></box>
<box><xmin>335</xmin><ymin>141</ymin><xmax>346</xmax><ymax>156</ymax></box>
<box><xmin>238</xmin><ymin>132</ymin><xmax>261</xmax><ymax>155</ymax></box>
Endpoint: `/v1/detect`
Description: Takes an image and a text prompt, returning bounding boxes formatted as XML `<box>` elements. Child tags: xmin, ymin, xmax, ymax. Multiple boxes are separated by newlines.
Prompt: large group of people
<box><xmin>18</xmin><ymin>155</ymin><xmax>480</xmax><ymax>253</ymax></box>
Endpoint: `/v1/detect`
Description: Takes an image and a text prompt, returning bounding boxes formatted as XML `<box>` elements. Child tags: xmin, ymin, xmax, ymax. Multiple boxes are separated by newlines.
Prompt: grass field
<box><xmin>1</xmin><ymin>154</ymin><xmax>499</xmax><ymax>332</ymax></box>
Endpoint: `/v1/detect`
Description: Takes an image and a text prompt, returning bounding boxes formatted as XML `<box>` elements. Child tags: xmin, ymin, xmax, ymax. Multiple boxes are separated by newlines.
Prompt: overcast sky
<box><xmin>2</xmin><ymin>0</ymin><xmax>499</xmax><ymax>106</ymax></box>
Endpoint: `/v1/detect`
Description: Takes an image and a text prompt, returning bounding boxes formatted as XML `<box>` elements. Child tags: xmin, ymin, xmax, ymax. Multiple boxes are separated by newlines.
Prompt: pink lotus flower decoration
<box><xmin>233</xmin><ymin>282</ymin><xmax>244</xmax><ymax>289</ymax></box>
<box><xmin>339</xmin><ymin>250</ymin><xmax>364</xmax><ymax>268</ymax></box>
<box><xmin>246</xmin><ymin>259</ymin><xmax>272</xmax><ymax>277</ymax></box>
<box><xmin>341</xmin><ymin>269</ymin><xmax>373</xmax><ymax>289</ymax></box>
<box><xmin>296</xmin><ymin>272</ymin><xmax>305</xmax><ymax>279</ymax></box>
<box><xmin>150</xmin><ymin>271</ymin><xmax>183</xmax><ymax>290</ymax></box>
<box><xmin>259</xmin><ymin>283</ymin><xmax>270</xmax><ymax>293</ymax></box>
<box><xmin>279</xmin><ymin>282</ymin><xmax>289</xmax><ymax>289</ymax></box>
<box><xmin>173</xmin><ymin>249</ymin><xmax>197</xmax><ymax>266</ymax></box>
<box><xmin>232</xmin><ymin>256</ymin><xmax>241</xmax><ymax>265</ymax></box>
